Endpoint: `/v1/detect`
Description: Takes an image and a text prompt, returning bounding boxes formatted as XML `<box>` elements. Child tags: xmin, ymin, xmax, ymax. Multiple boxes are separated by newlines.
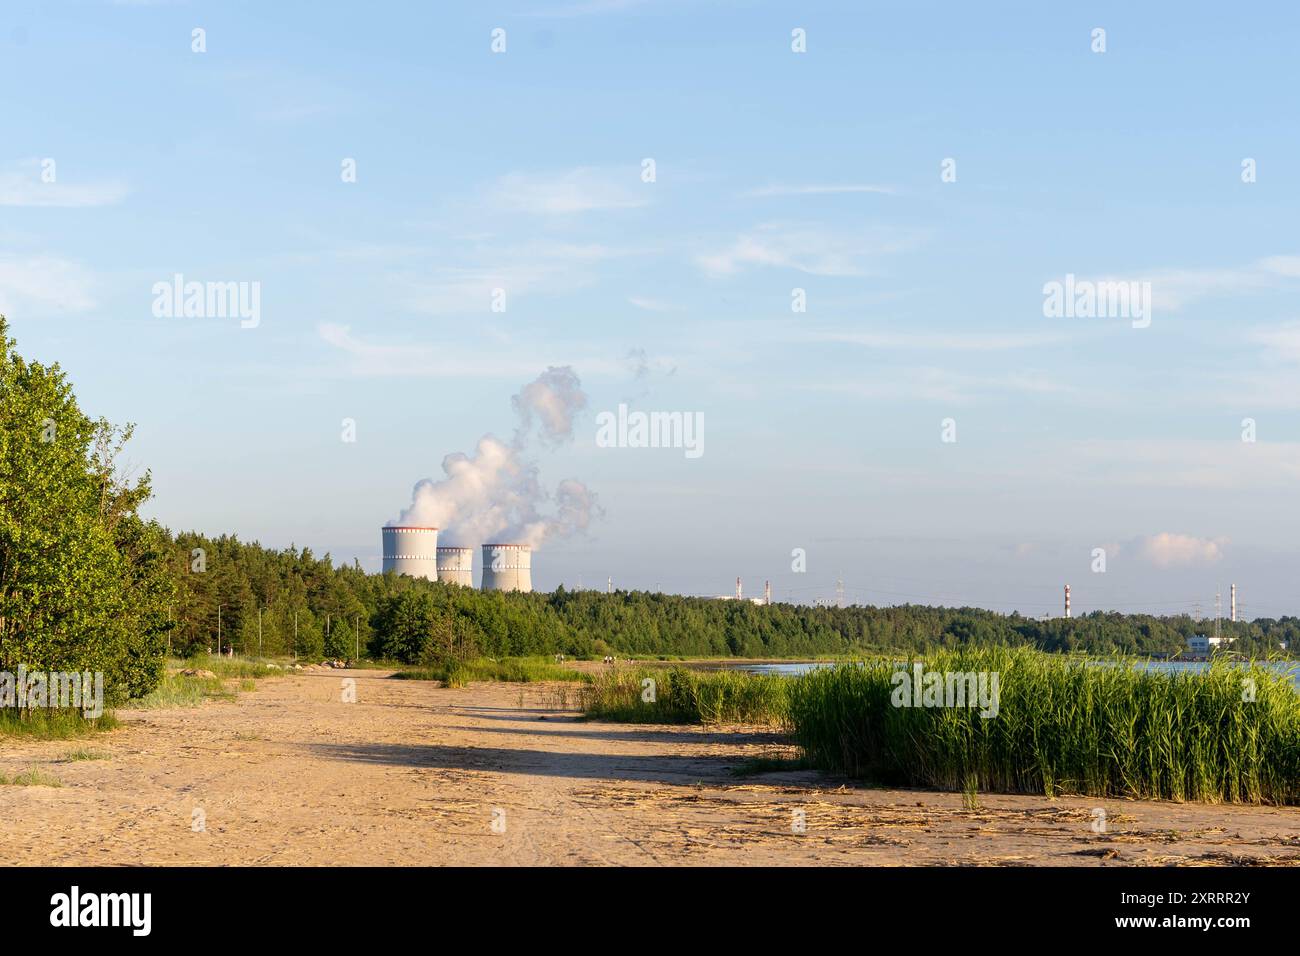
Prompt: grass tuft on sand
<box><xmin>0</xmin><ymin>768</ymin><xmax>63</xmax><ymax>787</ymax></box>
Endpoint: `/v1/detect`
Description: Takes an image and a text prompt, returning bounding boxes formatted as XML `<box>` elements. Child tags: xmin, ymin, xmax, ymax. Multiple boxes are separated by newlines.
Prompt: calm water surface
<box><xmin>726</xmin><ymin>659</ymin><xmax>1300</xmax><ymax>685</ymax></box>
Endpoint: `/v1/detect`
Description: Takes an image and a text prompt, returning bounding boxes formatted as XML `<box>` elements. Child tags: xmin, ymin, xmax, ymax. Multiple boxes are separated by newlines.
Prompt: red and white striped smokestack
<box><xmin>1064</xmin><ymin>584</ymin><xmax>1071</xmax><ymax>619</ymax></box>
<box><xmin>1231</xmin><ymin>584</ymin><xmax>1237</xmax><ymax>623</ymax></box>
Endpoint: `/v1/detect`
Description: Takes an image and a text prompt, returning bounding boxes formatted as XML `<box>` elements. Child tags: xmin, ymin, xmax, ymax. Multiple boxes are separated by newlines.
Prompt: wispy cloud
<box><xmin>697</xmin><ymin>223</ymin><xmax>924</xmax><ymax>278</ymax></box>
<box><xmin>491</xmin><ymin>166</ymin><xmax>649</xmax><ymax>215</ymax></box>
<box><xmin>1247</xmin><ymin>320</ymin><xmax>1300</xmax><ymax>362</ymax></box>
<box><xmin>0</xmin><ymin>256</ymin><xmax>97</xmax><ymax>314</ymax></box>
<box><xmin>1074</xmin><ymin>255</ymin><xmax>1300</xmax><ymax>313</ymax></box>
<box><xmin>805</xmin><ymin>329</ymin><xmax>1070</xmax><ymax>352</ymax></box>
<box><xmin>741</xmin><ymin>183</ymin><xmax>895</xmax><ymax>198</ymax></box>
<box><xmin>0</xmin><ymin>160</ymin><xmax>127</xmax><ymax>208</ymax></box>
<box><xmin>522</xmin><ymin>0</ymin><xmax>653</xmax><ymax>17</ymax></box>
<box><xmin>811</xmin><ymin>367</ymin><xmax>1071</xmax><ymax>404</ymax></box>
<box><xmin>627</xmin><ymin>296</ymin><xmax>681</xmax><ymax>312</ymax></box>
<box><xmin>396</xmin><ymin>240</ymin><xmax>631</xmax><ymax>314</ymax></box>
<box><xmin>318</xmin><ymin>323</ymin><xmax>623</xmax><ymax>379</ymax></box>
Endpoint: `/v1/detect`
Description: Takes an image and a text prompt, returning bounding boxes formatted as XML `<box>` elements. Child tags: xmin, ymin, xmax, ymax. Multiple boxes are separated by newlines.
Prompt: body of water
<box><xmin>726</xmin><ymin>659</ymin><xmax>1300</xmax><ymax>685</ymax></box>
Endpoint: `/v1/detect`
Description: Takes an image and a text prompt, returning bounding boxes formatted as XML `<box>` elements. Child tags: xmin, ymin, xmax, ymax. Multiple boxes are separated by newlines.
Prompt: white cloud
<box><xmin>627</xmin><ymin>296</ymin><xmax>680</xmax><ymax>312</ymax></box>
<box><xmin>0</xmin><ymin>160</ymin><xmax>127</xmax><ymax>208</ymax></box>
<box><xmin>742</xmin><ymin>184</ymin><xmax>895</xmax><ymax>198</ymax></box>
<box><xmin>1078</xmin><ymin>254</ymin><xmax>1300</xmax><ymax>313</ymax></box>
<box><xmin>524</xmin><ymin>0</ymin><xmax>652</xmax><ymax>16</ymax></box>
<box><xmin>0</xmin><ymin>256</ymin><xmax>97</xmax><ymax>314</ymax></box>
<box><xmin>397</xmin><ymin>241</ymin><xmax>628</xmax><ymax>314</ymax></box>
<box><xmin>1247</xmin><ymin>320</ymin><xmax>1300</xmax><ymax>362</ymax></box>
<box><xmin>697</xmin><ymin>223</ymin><xmax>924</xmax><ymax>278</ymax></box>
<box><xmin>807</xmin><ymin>329</ymin><xmax>1070</xmax><ymax>351</ymax></box>
<box><xmin>811</xmin><ymin>367</ymin><xmax>1072</xmax><ymax>404</ymax></box>
<box><xmin>491</xmin><ymin>167</ymin><xmax>649</xmax><ymax>215</ymax></box>
<box><xmin>1138</xmin><ymin>532</ymin><xmax>1226</xmax><ymax>568</ymax></box>
<box><xmin>318</xmin><ymin>324</ymin><xmax>624</xmax><ymax>379</ymax></box>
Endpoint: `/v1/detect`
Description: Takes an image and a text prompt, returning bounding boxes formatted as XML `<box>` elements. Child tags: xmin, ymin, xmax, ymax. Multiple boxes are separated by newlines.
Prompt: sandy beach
<box><xmin>1</xmin><ymin>669</ymin><xmax>1297</xmax><ymax>867</ymax></box>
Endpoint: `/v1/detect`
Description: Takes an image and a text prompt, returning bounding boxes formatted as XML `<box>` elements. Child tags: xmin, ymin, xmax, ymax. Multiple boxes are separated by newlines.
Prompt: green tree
<box><xmin>0</xmin><ymin>316</ymin><xmax>173</xmax><ymax>702</ymax></box>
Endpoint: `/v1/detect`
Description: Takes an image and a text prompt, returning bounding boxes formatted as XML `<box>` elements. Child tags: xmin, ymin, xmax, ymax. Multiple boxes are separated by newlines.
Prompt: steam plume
<box><xmin>390</xmin><ymin>367</ymin><xmax>600</xmax><ymax>549</ymax></box>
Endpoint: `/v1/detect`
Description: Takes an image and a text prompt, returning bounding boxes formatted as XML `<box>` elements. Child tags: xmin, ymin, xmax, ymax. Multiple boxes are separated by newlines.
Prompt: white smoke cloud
<box><xmin>390</xmin><ymin>367</ymin><xmax>601</xmax><ymax>549</ymax></box>
<box><xmin>512</xmin><ymin>365</ymin><xmax>587</xmax><ymax>447</ymax></box>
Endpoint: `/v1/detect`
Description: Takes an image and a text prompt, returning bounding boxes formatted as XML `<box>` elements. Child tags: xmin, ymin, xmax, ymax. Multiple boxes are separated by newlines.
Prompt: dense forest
<box><xmin>162</xmin><ymin>530</ymin><xmax>1300</xmax><ymax>665</ymax></box>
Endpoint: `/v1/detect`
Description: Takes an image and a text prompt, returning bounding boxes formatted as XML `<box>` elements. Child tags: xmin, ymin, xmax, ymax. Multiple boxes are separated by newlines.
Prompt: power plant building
<box><xmin>381</xmin><ymin>526</ymin><xmax>439</xmax><ymax>580</ymax></box>
<box><xmin>436</xmin><ymin>546</ymin><xmax>474</xmax><ymax>587</ymax></box>
<box><xmin>480</xmin><ymin>543</ymin><xmax>532</xmax><ymax>593</ymax></box>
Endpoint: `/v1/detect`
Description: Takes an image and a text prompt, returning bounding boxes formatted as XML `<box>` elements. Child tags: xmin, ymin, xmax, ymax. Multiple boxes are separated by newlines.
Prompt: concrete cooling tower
<box><xmin>436</xmin><ymin>546</ymin><xmax>474</xmax><ymax>586</ymax></box>
<box><xmin>480</xmin><ymin>543</ymin><xmax>532</xmax><ymax>593</ymax></box>
<box><xmin>381</xmin><ymin>526</ymin><xmax>439</xmax><ymax>580</ymax></box>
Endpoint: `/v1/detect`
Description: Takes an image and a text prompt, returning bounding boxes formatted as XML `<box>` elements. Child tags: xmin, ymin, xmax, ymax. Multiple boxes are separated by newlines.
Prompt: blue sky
<box><xmin>4</xmin><ymin>1</ymin><xmax>1300</xmax><ymax>617</ymax></box>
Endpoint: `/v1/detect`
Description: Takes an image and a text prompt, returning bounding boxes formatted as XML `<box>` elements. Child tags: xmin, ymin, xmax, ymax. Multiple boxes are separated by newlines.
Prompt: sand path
<box><xmin>2</xmin><ymin>669</ymin><xmax>1297</xmax><ymax>866</ymax></box>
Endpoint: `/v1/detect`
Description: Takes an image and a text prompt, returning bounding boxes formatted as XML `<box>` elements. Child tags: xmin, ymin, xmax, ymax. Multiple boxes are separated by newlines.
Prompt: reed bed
<box><xmin>787</xmin><ymin>647</ymin><xmax>1300</xmax><ymax>804</ymax></box>
<box><xmin>582</xmin><ymin>666</ymin><xmax>789</xmax><ymax>725</ymax></box>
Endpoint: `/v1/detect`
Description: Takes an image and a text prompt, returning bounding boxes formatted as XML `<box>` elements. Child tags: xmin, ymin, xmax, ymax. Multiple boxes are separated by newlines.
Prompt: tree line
<box><xmin>3</xmin><ymin>315</ymin><xmax>1295</xmax><ymax>707</ymax></box>
<box><xmin>160</xmin><ymin>532</ymin><xmax>1300</xmax><ymax>665</ymax></box>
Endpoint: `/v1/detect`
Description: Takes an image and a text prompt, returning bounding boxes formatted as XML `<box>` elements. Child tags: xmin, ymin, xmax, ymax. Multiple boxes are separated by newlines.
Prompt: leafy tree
<box><xmin>0</xmin><ymin>316</ymin><xmax>172</xmax><ymax>702</ymax></box>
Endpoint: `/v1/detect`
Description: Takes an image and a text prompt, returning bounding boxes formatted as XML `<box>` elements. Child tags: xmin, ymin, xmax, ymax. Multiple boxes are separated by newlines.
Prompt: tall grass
<box><xmin>125</xmin><ymin>671</ymin><xmax>231</xmax><ymax>709</ymax></box>
<box><xmin>197</xmin><ymin>656</ymin><xmax>283</xmax><ymax>680</ymax></box>
<box><xmin>0</xmin><ymin>709</ymin><xmax>119</xmax><ymax>740</ymax></box>
<box><xmin>787</xmin><ymin>647</ymin><xmax>1300</xmax><ymax>804</ymax></box>
<box><xmin>125</xmin><ymin>655</ymin><xmax>279</xmax><ymax>710</ymax></box>
<box><xmin>582</xmin><ymin>666</ymin><xmax>789</xmax><ymax>725</ymax></box>
<box><xmin>393</xmin><ymin>656</ymin><xmax>590</xmax><ymax>687</ymax></box>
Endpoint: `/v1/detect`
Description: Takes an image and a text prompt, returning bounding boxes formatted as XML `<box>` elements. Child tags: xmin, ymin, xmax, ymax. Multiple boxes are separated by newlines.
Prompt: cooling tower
<box><xmin>381</xmin><ymin>526</ymin><xmax>439</xmax><ymax>580</ymax></box>
<box><xmin>436</xmin><ymin>546</ymin><xmax>474</xmax><ymax>587</ymax></box>
<box><xmin>480</xmin><ymin>543</ymin><xmax>532</xmax><ymax>593</ymax></box>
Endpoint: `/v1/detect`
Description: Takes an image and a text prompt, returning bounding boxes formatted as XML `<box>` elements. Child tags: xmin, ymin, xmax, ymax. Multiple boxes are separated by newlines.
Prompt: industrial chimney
<box><xmin>480</xmin><ymin>543</ymin><xmax>533</xmax><ymax>593</ymax></box>
<box><xmin>436</xmin><ymin>546</ymin><xmax>474</xmax><ymax>587</ymax></box>
<box><xmin>381</xmin><ymin>526</ymin><xmax>439</xmax><ymax>580</ymax></box>
<box><xmin>1231</xmin><ymin>583</ymin><xmax>1237</xmax><ymax>623</ymax></box>
<box><xmin>1064</xmin><ymin>584</ymin><xmax>1071</xmax><ymax>619</ymax></box>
